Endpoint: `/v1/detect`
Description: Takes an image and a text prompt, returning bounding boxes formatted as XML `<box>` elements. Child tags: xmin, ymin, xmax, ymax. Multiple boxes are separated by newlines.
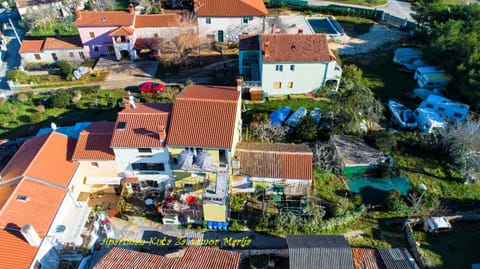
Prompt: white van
<box><xmin>420</xmin><ymin>95</ymin><xmax>469</xmax><ymax>122</ymax></box>
<box><xmin>414</xmin><ymin>66</ymin><xmax>445</xmax><ymax>80</ymax></box>
<box><xmin>393</xmin><ymin>48</ymin><xmax>422</xmax><ymax>65</ymax></box>
<box><xmin>413</xmin><ymin>108</ymin><xmax>446</xmax><ymax>133</ymax></box>
<box><xmin>427</xmin><ymin>217</ymin><xmax>452</xmax><ymax>233</ymax></box>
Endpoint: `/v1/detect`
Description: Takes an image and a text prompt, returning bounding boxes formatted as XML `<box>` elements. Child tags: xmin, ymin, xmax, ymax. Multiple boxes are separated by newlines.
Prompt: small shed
<box><xmin>286</xmin><ymin>235</ymin><xmax>354</xmax><ymax>269</ymax></box>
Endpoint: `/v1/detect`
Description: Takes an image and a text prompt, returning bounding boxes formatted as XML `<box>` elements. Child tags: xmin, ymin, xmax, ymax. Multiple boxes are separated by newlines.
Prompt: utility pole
<box><xmin>8</xmin><ymin>17</ymin><xmax>22</xmax><ymax>46</ymax></box>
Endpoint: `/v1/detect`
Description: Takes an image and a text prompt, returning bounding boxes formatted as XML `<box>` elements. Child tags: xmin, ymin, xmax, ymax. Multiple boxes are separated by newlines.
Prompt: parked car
<box><xmin>427</xmin><ymin>216</ymin><xmax>452</xmax><ymax>233</ymax></box>
<box><xmin>138</xmin><ymin>82</ymin><xmax>164</xmax><ymax>93</ymax></box>
<box><xmin>72</xmin><ymin>66</ymin><xmax>90</xmax><ymax>80</ymax></box>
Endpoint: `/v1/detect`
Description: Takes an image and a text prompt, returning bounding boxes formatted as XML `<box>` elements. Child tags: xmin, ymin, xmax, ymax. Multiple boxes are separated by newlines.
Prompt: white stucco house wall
<box><xmin>239</xmin><ymin>33</ymin><xmax>342</xmax><ymax>97</ymax></box>
<box><xmin>195</xmin><ymin>0</ymin><xmax>268</xmax><ymax>42</ymax></box>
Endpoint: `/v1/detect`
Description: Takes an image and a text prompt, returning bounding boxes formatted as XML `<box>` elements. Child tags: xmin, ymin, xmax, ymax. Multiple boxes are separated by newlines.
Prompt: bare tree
<box><xmin>89</xmin><ymin>0</ymin><xmax>117</xmax><ymax>11</ymax></box>
<box><xmin>442</xmin><ymin>117</ymin><xmax>480</xmax><ymax>179</ymax></box>
<box><xmin>249</xmin><ymin>120</ymin><xmax>286</xmax><ymax>143</ymax></box>
<box><xmin>160</xmin><ymin>12</ymin><xmax>198</xmax><ymax>66</ymax></box>
<box><xmin>313</xmin><ymin>140</ymin><xmax>343</xmax><ymax>174</ymax></box>
<box><xmin>22</xmin><ymin>7</ymin><xmax>61</xmax><ymax>32</ymax></box>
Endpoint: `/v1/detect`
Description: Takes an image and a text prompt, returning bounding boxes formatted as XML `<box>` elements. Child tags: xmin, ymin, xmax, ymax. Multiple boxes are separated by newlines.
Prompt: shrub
<box><xmin>59</xmin><ymin>61</ymin><xmax>73</xmax><ymax>77</ymax></box>
<box><xmin>16</xmin><ymin>93</ymin><xmax>28</xmax><ymax>103</ymax></box>
<box><xmin>37</xmin><ymin>105</ymin><xmax>45</xmax><ymax>113</ymax></box>
<box><xmin>7</xmin><ymin>70</ymin><xmax>28</xmax><ymax>82</ymax></box>
<box><xmin>30</xmin><ymin>112</ymin><xmax>43</xmax><ymax>123</ymax></box>
<box><xmin>293</xmin><ymin>115</ymin><xmax>318</xmax><ymax>142</ymax></box>
<box><xmin>53</xmin><ymin>92</ymin><xmax>71</xmax><ymax>108</ymax></box>
<box><xmin>384</xmin><ymin>190</ymin><xmax>409</xmax><ymax>212</ymax></box>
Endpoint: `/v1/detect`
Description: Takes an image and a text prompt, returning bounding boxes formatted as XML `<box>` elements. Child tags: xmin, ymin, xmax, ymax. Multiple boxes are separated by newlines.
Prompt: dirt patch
<box><xmin>330</xmin><ymin>24</ymin><xmax>407</xmax><ymax>55</ymax></box>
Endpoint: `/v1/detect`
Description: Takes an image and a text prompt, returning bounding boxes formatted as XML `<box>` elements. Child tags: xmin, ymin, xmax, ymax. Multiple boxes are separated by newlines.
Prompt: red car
<box><xmin>138</xmin><ymin>82</ymin><xmax>164</xmax><ymax>93</ymax></box>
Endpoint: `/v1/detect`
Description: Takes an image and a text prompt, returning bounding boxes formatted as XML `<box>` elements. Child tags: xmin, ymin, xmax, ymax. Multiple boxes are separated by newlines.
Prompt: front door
<box><xmin>217</xmin><ymin>30</ymin><xmax>224</xmax><ymax>42</ymax></box>
<box><xmin>108</xmin><ymin>45</ymin><xmax>115</xmax><ymax>55</ymax></box>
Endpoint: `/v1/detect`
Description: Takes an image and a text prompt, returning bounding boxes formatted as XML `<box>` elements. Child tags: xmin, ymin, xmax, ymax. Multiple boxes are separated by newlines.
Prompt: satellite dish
<box><xmin>51</xmin><ymin>122</ymin><xmax>57</xmax><ymax>130</ymax></box>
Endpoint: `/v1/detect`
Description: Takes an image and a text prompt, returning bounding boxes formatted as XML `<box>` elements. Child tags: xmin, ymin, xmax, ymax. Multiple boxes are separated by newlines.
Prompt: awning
<box><xmin>85</xmin><ymin>176</ymin><xmax>123</xmax><ymax>185</ymax></box>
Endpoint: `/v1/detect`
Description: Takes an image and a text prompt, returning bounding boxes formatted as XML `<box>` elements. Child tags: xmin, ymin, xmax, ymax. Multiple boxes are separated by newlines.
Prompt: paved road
<box><xmin>309</xmin><ymin>0</ymin><xmax>414</xmax><ymax>21</ymax></box>
<box><xmin>0</xmin><ymin>9</ymin><xmax>23</xmax><ymax>95</ymax></box>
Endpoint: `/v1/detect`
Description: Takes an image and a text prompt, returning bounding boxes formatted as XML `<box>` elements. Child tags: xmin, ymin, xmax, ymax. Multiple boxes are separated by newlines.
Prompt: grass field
<box><xmin>335</xmin><ymin>16</ymin><xmax>376</xmax><ymax>37</ymax></box>
<box><xmin>414</xmin><ymin>221</ymin><xmax>480</xmax><ymax>268</ymax></box>
<box><xmin>326</xmin><ymin>0</ymin><xmax>388</xmax><ymax>7</ymax></box>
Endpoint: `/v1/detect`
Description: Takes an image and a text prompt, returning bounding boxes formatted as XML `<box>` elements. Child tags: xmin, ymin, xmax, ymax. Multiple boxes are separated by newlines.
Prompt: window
<box><xmin>287</xmin><ymin>81</ymin><xmax>293</xmax><ymax>88</ymax></box>
<box><xmin>219</xmin><ymin>149</ymin><xmax>227</xmax><ymax>163</ymax></box>
<box><xmin>275</xmin><ymin>65</ymin><xmax>283</xmax><ymax>72</ymax></box>
<box><xmin>34</xmin><ymin>54</ymin><xmax>41</xmax><ymax>60</ymax></box>
<box><xmin>89</xmin><ymin>32</ymin><xmax>95</xmax><ymax>38</ymax></box>
<box><xmin>154</xmin><ymin>33</ymin><xmax>159</xmax><ymax>38</ymax></box>
<box><xmin>454</xmin><ymin>113</ymin><xmax>462</xmax><ymax>118</ymax></box>
<box><xmin>117</xmin><ymin>121</ymin><xmax>126</xmax><ymax>130</ymax></box>
<box><xmin>273</xmin><ymin>82</ymin><xmax>281</xmax><ymax>89</ymax></box>
<box><xmin>425</xmin><ymin>103</ymin><xmax>434</xmax><ymax>109</ymax></box>
<box><xmin>290</xmin><ymin>65</ymin><xmax>295</xmax><ymax>71</ymax></box>
<box><xmin>69</xmin><ymin>52</ymin><xmax>74</xmax><ymax>57</ymax></box>
<box><xmin>438</xmin><ymin>107</ymin><xmax>445</xmax><ymax>112</ymax></box>
<box><xmin>51</xmin><ymin>53</ymin><xmax>58</xmax><ymax>61</ymax></box>
<box><xmin>131</xmin><ymin>163</ymin><xmax>165</xmax><ymax>171</ymax></box>
<box><xmin>206</xmin><ymin>17</ymin><xmax>211</xmax><ymax>24</ymax></box>
<box><xmin>17</xmin><ymin>195</ymin><xmax>29</xmax><ymax>202</ymax></box>
<box><xmin>91</xmin><ymin>162</ymin><xmax>99</xmax><ymax>168</ymax></box>
<box><xmin>93</xmin><ymin>45</ymin><xmax>100</xmax><ymax>52</ymax></box>
<box><xmin>243</xmin><ymin>17</ymin><xmax>249</xmax><ymax>24</ymax></box>
<box><xmin>217</xmin><ymin>30</ymin><xmax>224</xmax><ymax>42</ymax></box>
<box><xmin>138</xmin><ymin>148</ymin><xmax>152</xmax><ymax>153</ymax></box>
<box><xmin>79</xmin><ymin>51</ymin><xmax>85</xmax><ymax>60</ymax></box>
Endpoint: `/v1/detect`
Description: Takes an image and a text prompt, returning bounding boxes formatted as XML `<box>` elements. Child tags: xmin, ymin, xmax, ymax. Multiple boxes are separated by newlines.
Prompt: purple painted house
<box><xmin>75</xmin><ymin>10</ymin><xmax>136</xmax><ymax>60</ymax></box>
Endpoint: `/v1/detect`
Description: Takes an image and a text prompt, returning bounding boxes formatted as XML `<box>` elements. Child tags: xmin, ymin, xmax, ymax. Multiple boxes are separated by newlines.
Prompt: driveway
<box><xmin>0</xmin><ymin>10</ymin><xmax>23</xmax><ymax>94</ymax></box>
<box><xmin>308</xmin><ymin>0</ymin><xmax>414</xmax><ymax>21</ymax></box>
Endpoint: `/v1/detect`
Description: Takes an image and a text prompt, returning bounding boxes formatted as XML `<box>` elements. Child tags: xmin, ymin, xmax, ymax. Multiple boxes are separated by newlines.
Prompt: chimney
<box><xmin>157</xmin><ymin>126</ymin><xmax>166</xmax><ymax>141</ymax></box>
<box><xmin>75</xmin><ymin>9</ymin><xmax>81</xmax><ymax>20</ymax></box>
<box><xmin>129</xmin><ymin>95</ymin><xmax>136</xmax><ymax>109</ymax></box>
<box><xmin>21</xmin><ymin>224</ymin><xmax>42</xmax><ymax>247</ymax></box>
<box><xmin>128</xmin><ymin>4</ymin><xmax>135</xmax><ymax>14</ymax></box>
<box><xmin>264</xmin><ymin>42</ymin><xmax>270</xmax><ymax>57</ymax></box>
<box><xmin>298</xmin><ymin>28</ymin><xmax>303</xmax><ymax>35</ymax></box>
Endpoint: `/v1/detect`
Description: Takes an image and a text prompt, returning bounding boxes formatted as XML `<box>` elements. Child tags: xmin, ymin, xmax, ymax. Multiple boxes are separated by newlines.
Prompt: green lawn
<box><xmin>335</xmin><ymin>16</ymin><xmax>375</xmax><ymax>37</ymax></box>
<box><xmin>28</xmin><ymin>22</ymin><xmax>78</xmax><ymax>37</ymax></box>
<box><xmin>414</xmin><ymin>221</ymin><xmax>480</xmax><ymax>268</ymax></box>
<box><xmin>325</xmin><ymin>0</ymin><xmax>388</xmax><ymax>7</ymax></box>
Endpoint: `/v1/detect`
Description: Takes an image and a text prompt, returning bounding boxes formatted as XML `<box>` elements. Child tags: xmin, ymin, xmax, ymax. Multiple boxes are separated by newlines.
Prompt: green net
<box><xmin>344</xmin><ymin>166</ymin><xmax>412</xmax><ymax>204</ymax></box>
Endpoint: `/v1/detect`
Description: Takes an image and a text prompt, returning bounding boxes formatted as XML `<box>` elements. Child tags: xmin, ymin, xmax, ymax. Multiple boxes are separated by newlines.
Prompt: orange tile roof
<box><xmin>75</xmin><ymin>11</ymin><xmax>134</xmax><ymax>27</ymax></box>
<box><xmin>167</xmin><ymin>85</ymin><xmax>240</xmax><ymax>149</ymax></box>
<box><xmin>235</xmin><ymin>142</ymin><xmax>313</xmax><ymax>180</ymax></box>
<box><xmin>92</xmin><ymin>247</ymin><xmax>241</xmax><ymax>269</ymax></box>
<box><xmin>43</xmin><ymin>36</ymin><xmax>83</xmax><ymax>50</ymax></box>
<box><xmin>197</xmin><ymin>0</ymin><xmax>267</xmax><ymax>17</ymax></box>
<box><xmin>93</xmin><ymin>247</ymin><xmax>180</xmax><ymax>269</ymax></box>
<box><xmin>178</xmin><ymin>246</ymin><xmax>242</xmax><ymax>269</ymax></box>
<box><xmin>73</xmin><ymin>122</ymin><xmax>115</xmax><ymax>160</ymax></box>
<box><xmin>135</xmin><ymin>14</ymin><xmax>181</xmax><ymax>28</ymax></box>
<box><xmin>352</xmin><ymin>248</ymin><xmax>386</xmax><ymax>269</ymax></box>
<box><xmin>0</xmin><ymin>132</ymin><xmax>79</xmax><ymax>187</ymax></box>
<box><xmin>0</xmin><ymin>229</ymin><xmax>38</xmax><ymax>269</ymax></box>
<box><xmin>109</xmin><ymin>26</ymin><xmax>135</xmax><ymax>36</ymax></box>
<box><xmin>111</xmin><ymin>103</ymin><xmax>172</xmax><ymax>148</ymax></box>
<box><xmin>259</xmin><ymin>33</ymin><xmax>335</xmax><ymax>63</ymax></box>
<box><xmin>19</xmin><ymin>39</ymin><xmax>44</xmax><ymax>53</ymax></box>
<box><xmin>0</xmin><ymin>179</ymin><xmax>67</xmax><ymax>237</ymax></box>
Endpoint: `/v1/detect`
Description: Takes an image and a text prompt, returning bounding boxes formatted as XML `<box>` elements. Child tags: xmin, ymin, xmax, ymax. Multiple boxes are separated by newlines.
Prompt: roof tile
<box><xmin>0</xmin><ymin>132</ymin><xmax>78</xmax><ymax>187</ymax></box>
<box><xmin>73</xmin><ymin>122</ymin><xmax>115</xmax><ymax>160</ymax></box>
<box><xmin>134</xmin><ymin>14</ymin><xmax>181</xmax><ymax>28</ymax></box>
<box><xmin>0</xmin><ymin>229</ymin><xmax>38</xmax><ymax>269</ymax></box>
<box><xmin>197</xmin><ymin>0</ymin><xmax>267</xmax><ymax>17</ymax></box>
<box><xmin>111</xmin><ymin>103</ymin><xmax>172</xmax><ymax>148</ymax></box>
<box><xmin>235</xmin><ymin>142</ymin><xmax>313</xmax><ymax>180</ymax></box>
<box><xmin>167</xmin><ymin>85</ymin><xmax>240</xmax><ymax>149</ymax></box>
<box><xmin>93</xmin><ymin>247</ymin><xmax>180</xmax><ymax>269</ymax></box>
<box><xmin>75</xmin><ymin>11</ymin><xmax>134</xmax><ymax>27</ymax></box>
<box><xmin>19</xmin><ymin>39</ymin><xmax>44</xmax><ymax>53</ymax></box>
<box><xmin>240</xmin><ymin>33</ymin><xmax>335</xmax><ymax>63</ymax></box>
<box><xmin>43</xmin><ymin>36</ymin><xmax>83</xmax><ymax>50</ymax></box>
<box><xmin>109</xmin><ymin>26</ymin><xmax>135</xmax><ymax>36</ymax></box>
<box><xmin>178</xmin><ymin>246</ymin><xmax>242</xmax><ymax>269</ymax></box>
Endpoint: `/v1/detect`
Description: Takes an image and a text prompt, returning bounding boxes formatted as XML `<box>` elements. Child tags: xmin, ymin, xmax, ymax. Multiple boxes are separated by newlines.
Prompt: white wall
<box><xmin>197</xmin><ymin>16</ymin><xmax>265</xmax><ymax>42</ymax></box>
<box><xmin>262</xmin><ymin>61</ymin><xmax>334</xmax><ymax>96</ymax></box>
<box><xmin>21</xmin><ymin>49</ymin><xmax>85</xmax><ymax>64</ymax></box>
<box><xmin>135</xmin><ymin>26</ymin><xmax>196</xmax><ymax>41</ymax></box>
<box><xmin>70</xmin><ymin>160</ymin><xmax>122</xmax><ymax>198</ymax></box>
<box><xmin>113</xmin><ymin>147</ymin><xmax>173</xmax><ymax>180</ymax></box>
